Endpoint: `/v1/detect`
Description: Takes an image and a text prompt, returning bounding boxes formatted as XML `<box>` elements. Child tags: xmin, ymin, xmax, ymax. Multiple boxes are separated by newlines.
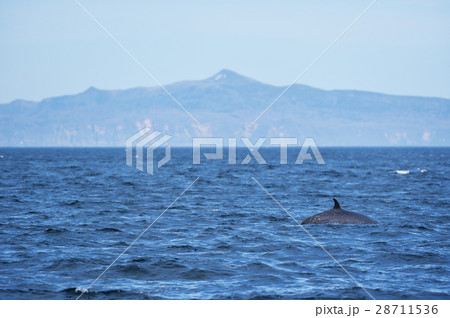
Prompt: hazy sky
<box><xmin>1</xmin><ymin>0</ymin><xmax>449</xmax><ymax>103</ymax></box>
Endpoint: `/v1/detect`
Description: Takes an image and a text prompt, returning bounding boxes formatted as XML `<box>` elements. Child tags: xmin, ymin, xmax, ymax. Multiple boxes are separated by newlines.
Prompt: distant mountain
<box><xmin>1</xmin><ymin>69</ymin><xmax>449</xmax><ymax>146</ymax></box>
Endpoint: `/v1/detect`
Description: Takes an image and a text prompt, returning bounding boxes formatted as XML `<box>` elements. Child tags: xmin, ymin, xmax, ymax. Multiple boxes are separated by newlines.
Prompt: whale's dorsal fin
<box><xmin>333</xmin><ymin>198</ymin><xmax>341</xmax><ymax>209</ymax></box>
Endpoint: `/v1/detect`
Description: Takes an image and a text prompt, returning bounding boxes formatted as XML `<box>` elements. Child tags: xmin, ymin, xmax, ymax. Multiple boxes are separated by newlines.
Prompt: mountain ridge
<box><xmin>3</xmin><ymin>69</ymin><xmax>448</xmax><ymax>105</ymax></box>
<box><xmin>1</xmin><ymin>69</ymin><xmax>449</xmax><ymax>146</ymax></box>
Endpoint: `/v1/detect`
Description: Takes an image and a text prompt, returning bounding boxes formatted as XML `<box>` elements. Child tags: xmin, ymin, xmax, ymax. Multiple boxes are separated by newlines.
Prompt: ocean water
<box><xmin>0</xmin><ymin>147</ymin><xmax>448</xmax><ymax>300</ymax></box>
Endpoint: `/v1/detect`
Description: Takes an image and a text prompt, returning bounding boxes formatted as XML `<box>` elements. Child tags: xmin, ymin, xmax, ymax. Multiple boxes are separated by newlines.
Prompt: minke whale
<box><xmin>301</xmin><ymin>199</ymin><xmax>379</xmax><ymax>225</ymax></box>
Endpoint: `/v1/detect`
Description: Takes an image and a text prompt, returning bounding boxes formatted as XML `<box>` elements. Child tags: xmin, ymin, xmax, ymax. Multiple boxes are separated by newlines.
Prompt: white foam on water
<box><xmin>75</xmin><ymin>287</ymin><xmax>90</xmax><ymax>293</ymax></box>
<box><xmin>394</xmin><ymin>170</ymin><xmax>410</xmax><ymax>175</ymax></box>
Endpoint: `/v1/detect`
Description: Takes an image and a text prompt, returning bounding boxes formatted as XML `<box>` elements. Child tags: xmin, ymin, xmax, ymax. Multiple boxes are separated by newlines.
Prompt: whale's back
<box><xmin>300</xmin><ymin>199</ymin><xmax>379</xmax><ymax>225</ymax></box>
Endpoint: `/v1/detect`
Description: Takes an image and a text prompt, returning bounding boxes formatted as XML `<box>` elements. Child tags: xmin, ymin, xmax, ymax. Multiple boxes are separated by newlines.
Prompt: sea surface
<box><xmin>0</xmin><ymin>147</ymin><xmax>448</xmax><ymax>299</ymax></box>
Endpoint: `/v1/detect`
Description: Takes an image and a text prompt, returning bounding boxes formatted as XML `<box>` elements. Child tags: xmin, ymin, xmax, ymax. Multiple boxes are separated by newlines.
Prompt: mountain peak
<box><xmin>84</xmin><ymin>86</ymin><xmax>99</xmax><ymax>93</ymax></box>
<box><xmin>213</xmin><ymin>69</ymin><xmax>237</xmax><ymax>80</ymax></box>
<box><xmin>208</xmin><ymin>69</ymin><xmax>256</xmax><ymax>84</ymax></box>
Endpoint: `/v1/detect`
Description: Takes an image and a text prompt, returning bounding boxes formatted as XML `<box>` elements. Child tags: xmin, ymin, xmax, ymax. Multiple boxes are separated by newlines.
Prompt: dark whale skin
<box><xmin>301</xmin><ymin>199</ymin><xmax>379</xmax><ymax>225</ymax></box>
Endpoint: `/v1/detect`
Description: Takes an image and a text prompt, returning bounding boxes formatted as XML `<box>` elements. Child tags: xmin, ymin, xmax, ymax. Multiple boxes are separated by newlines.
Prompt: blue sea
<box><xmin>0</xmin><ymin>147</ymin><xmax>448</xmax><ymax>299</ymax></box>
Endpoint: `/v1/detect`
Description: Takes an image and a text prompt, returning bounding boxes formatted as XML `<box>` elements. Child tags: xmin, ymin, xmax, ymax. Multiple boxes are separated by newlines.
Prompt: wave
<box><xmin>45</xmin><ymin>228</ymin><xmax>68</xmax><ymax>234</ymax></box>
<box><xmin>95</xmin><ymin>227</ymin><xmax>122</xmax><ymax>233</ymax></box>
<box><xmin>394</xmin><ymin>170</ymin><xmax>410</xmax><ymax>175</ymax></box>
<box><xmin>61</xmin><ymin>287</ymin><xmax>161</xmax><ymax>300</ymax></box>
<box><xmin>392</xmin><ymin>169</ymin><xmax>428</xmax><ymax>175</ymax></box>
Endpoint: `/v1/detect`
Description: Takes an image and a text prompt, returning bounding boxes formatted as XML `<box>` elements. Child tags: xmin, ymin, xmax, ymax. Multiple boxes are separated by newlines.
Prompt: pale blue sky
<box><xmin>1</xmin><ymin>0</ymin><xmax>449</xmax><ymax>103</ymax></box>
